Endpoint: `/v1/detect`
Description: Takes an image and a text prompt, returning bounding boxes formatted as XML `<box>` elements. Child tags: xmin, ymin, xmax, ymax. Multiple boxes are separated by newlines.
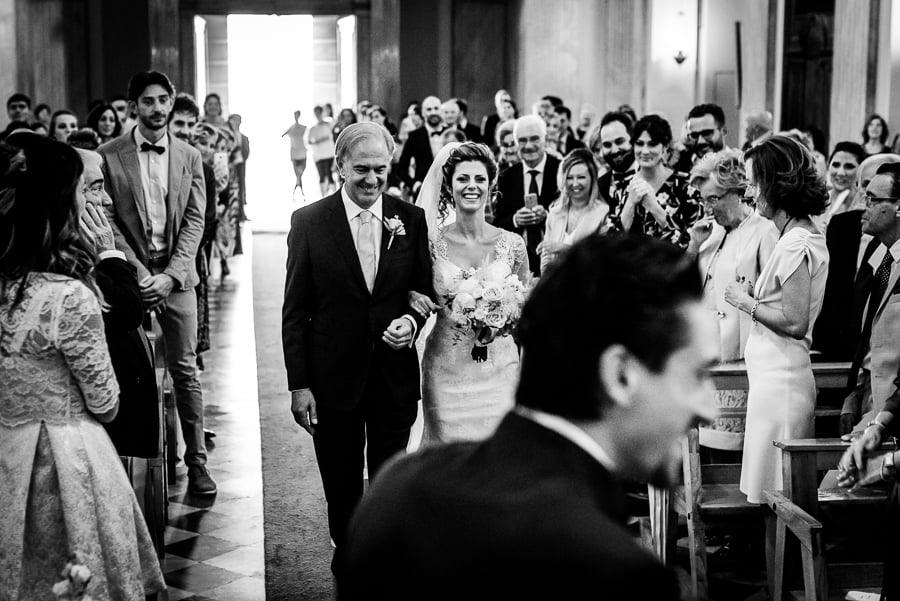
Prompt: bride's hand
<box><xmin>408</xmin><ymin>291</ymin><xmax>439</xmax><ymax>318</ymax></box>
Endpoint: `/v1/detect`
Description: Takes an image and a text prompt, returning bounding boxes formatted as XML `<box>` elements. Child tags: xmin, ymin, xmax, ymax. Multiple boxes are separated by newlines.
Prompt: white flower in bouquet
<box><xmin>481</xmin><ymin>282</ymin><xmax>504</xmax><ymax>302</ymax></box>
<box><xmin>473</xmin><ymin>306</ymin><xmax>488</xmax><ymax>321</ymax></box>
<box><xmin>452</xmin><ymin>292</ymin><xmax>477</xmax><ymax>314</ymax></box>
<box><xmin>484</xmin><ymin>309</ymin><xmax>507</xmax><ymax>329</ymax></box>
<box><xmin>482</xmin><ymin>260</ymin><xmax>512</xmax><ymax>282</ymax></box>
<box><xmin>457</xmin><ymin>276</ymin><xmax>481</xmax><ymax>297</ymax></box>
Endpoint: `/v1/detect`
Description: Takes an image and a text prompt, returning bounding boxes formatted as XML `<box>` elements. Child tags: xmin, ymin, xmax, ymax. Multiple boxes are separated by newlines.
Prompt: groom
<box><xmin>282</xmin><ymin>122</ymin><xmax>434</xmax><ymax>555</ymax></box>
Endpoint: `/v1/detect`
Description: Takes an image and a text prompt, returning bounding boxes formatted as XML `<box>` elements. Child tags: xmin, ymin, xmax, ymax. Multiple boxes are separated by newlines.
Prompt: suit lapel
<box><xmin>875</xmin><ymin>254</ymin><xmax>900</xmax><ymax>319</ymax></box>
<box><xmin>326</xmin><ymin>194</ymin><xmax>370</xmax><ymax>295</ymax></box>
<box><xmin>166</xmin><ymin>138</ymin><xmax>183</xmax><ymax>248</ymax></box>
<box><xmin>119</xmin><ymin>142</ymin><xmax>148</xmax><ymax>234</ymax></box>
<box><xmin>372</xmin><ymin>196</ymin><xmax>397</xmax><ymax>295</ymax></box>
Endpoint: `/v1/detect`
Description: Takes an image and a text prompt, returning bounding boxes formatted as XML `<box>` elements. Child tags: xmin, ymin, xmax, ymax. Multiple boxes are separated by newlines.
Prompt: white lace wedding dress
<box><xmin>0</xmin><ymin>274</ymin><xmax>164</xmax><ymax>600</ymax></box>
<box><xmin>420</xmin><ymin>230</ymin><xmax>530</xmax><ymax>444</ymax></box>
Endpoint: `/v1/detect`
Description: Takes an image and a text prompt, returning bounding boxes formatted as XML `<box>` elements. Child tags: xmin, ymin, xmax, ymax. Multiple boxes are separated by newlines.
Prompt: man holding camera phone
<box><xmin>494</xmin><ymin>114</ymin><xmax>561</xmax><ymax>275</ymax></box>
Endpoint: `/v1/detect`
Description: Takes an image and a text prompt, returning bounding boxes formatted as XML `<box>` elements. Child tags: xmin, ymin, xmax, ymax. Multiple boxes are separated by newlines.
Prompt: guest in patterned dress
<box><xmin>0</xmin><ymin>137</ymin><xmax>164</xmax><ymax>599</ymax></box>
<box><xmin>608</xmin><ymin>114</ymin><xmax>702</xmax><ymax>248</ymax></box>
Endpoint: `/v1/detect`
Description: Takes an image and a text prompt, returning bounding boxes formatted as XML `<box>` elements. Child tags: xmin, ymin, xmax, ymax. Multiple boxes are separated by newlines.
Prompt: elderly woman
<box><xmin>538</xmin><ymin>148</ymin><xmax>609</xmax><ymax>273</ymax></box>
<box><xmin>687</xmin><ymin>149</ymin><xmax>777</xmax><ymax>451</ymax></box>
<box><xmin>724</xmin><ymin>135</ymin><xmax>829</xmax><ymax>504</ymax></box>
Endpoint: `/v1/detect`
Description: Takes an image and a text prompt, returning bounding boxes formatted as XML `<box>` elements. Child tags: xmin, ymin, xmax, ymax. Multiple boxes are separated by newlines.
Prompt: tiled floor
<box><xmin>159</xmin><ymin>246</ymin><xmax>265</xmax><ymax>601</ymax></box>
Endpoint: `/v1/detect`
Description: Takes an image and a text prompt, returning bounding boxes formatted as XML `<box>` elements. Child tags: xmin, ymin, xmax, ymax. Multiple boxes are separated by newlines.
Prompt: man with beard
<box><xmin>591</xmin><ymin>111</ymin><xmax>636</xmax><ymax>209</ymax></box>
<box><xmin>397</xmin><ymin>95</ymin><xmax>444</xmax><ymax>196</ymax></box>
<box><xmin>686</xmin><ymin>103</ymin><xmax>729</xmax><ymax>163</ymax></box>
<box><xmin>99</xmin><ymin>71</ymin><xmax>214</xmax><ymax>495</ymax></box>
<box><xmin>336</xmin><ymin>235</ymin><xmax>718</xmax><ymax>600</ymax></box>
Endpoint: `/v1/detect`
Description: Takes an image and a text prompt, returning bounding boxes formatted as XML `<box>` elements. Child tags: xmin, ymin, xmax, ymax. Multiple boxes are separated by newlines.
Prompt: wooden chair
<box><xmin>649</xmin><ymin>361</ymin><xmax>853</xmax><ymax>600</ymax></box>
<box><xmin>763</xmin><ymin>438</ymin><xmax>894</xmax><ymax>600</ymax></box>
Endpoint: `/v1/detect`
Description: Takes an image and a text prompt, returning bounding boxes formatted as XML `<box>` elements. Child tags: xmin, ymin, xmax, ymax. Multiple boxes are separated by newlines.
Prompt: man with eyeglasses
<box><xmin>589</xmin><ymin>111</ymin><xmax>635</xmax><ymax>208</ymax></box>
<box><xmin>682</xmin><ymin>103</ymin><xmax>729</xmax><ymax>168</ymax></box>
<box><xmin>837</xmin><ymin>161</ymin><xmax>900</xmax><ymax>445</ymax></box>
<box><xmin>494</xmin><ymin>114</ymin><xmax>561</xmax><ymax>275</ymax></box>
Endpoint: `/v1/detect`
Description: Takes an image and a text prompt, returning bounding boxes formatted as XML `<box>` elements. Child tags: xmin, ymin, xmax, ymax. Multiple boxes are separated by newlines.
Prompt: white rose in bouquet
<box><xmin>457</xmin><ymin>276</ymin><xmax>481</xmax><ymax>296</ymax></box>
<box><xmin>484</xmin><ymin>309</ymin><xmax>507</xmax><ymax>329</ymax></box>
<box><xmin>482</xmin><ymin>282</ymin><xmax>504</xmax><ymax>302</ymax></box>
<box><xmin>482</xmin><ymin>260</ymin><xmax>512</xmax><ymax>282</ymax></box>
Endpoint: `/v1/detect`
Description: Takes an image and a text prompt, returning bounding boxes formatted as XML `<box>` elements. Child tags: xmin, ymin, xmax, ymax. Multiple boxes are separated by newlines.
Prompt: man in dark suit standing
<box><xmin>454</xmin><ymin>98</ymin><xmax>482</xmax><ymax>144</ymax></box>
<box><xmin>336</xmin><ymin>235</ymin><xmax>718</xmax><ymax>600</ymax></box>
<box><xmin>494</xmin><ymin>114</ymin><xmax>560</xmax><ymax>274</ymax></box>
<box><xmin>396</xmin><ymin>95</ymin><xmax>444</xmax><ymax>197</ymax></box>
<box><xmin>282</xmin><ymin>122</ymin><xmax>434</xmax><ymax>558</ymax></box>
<box><xmin>555</xmin><ymin>104</ymin><xmax>585</xmax><ymax>156</ymax></box>
<box><xmin>99</xmin><ymin>71</ymin><xmax>214</xmax><ymax>494</ymax></box>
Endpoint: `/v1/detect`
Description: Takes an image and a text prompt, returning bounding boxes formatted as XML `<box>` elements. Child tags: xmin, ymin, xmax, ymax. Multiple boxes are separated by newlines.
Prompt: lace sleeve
<box><xmin>55</xmin><ymin>282</ymin><xmax>119</xmax><ymax>416</ymax></box>
<box><xmin>510</xmin><ymin>233</ymin><xmax>532</xmax><ymax>283</ymax></box>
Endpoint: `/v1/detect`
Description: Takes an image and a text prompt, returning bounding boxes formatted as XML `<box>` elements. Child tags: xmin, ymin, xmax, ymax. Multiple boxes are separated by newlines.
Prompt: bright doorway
<box><xmin>194</xmin><ymin>14</ymin><xmax>357</xmax><ymax>233</ymax></box>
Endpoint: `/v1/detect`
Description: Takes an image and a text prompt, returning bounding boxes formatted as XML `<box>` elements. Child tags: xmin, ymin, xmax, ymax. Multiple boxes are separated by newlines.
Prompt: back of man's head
<box><xmin>516</xmin><ymin>235</ymin><xmax>702</xmax><ymax>420</ymax></box>
<box><xmin>874</xmin><ymin>161</ymin><xmax>900</xmax><ymax>198</ymax></box>
<box><xmin>857</xmin><ymin>153</ymin><xmax>900</xmax><ymax>189</ymax></box>
<box><xmin>688</xmin><ymin>103</ymin><xmax>726</xmax><ymax>128</ymax></box>
<box><xmin>126</xmin><ymin>71</ymin><xmax>175</xmax><ymax>103</ymax></box>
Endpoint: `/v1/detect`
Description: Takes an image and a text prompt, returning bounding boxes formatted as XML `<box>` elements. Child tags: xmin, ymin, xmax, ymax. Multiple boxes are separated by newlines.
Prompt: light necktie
<box><xmin>528</xmin><ymin>169</ymin><xmax>539</xmax><ymax>196</ymax></box>
<box><xmin>357</xmin><ymin>210</ymin><xmax>377</xmax><ymax>292</ymax></box>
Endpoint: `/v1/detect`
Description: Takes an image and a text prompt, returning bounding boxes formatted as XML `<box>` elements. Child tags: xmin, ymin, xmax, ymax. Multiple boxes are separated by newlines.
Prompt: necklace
<box><xmin>778</xmin><ymin>216</ymin><xmax>795</xmax><ymax>239</ymax></box>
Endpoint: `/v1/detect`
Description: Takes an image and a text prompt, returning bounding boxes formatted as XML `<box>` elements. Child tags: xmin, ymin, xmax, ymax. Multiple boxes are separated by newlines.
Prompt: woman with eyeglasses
<box><xmin>723</xmin><ymin>134</ymin><xmax>829</xmax><ymax>504</ymax></box>
<box><xmin>608</xmin><ymin>114</ymin><xmax>702</xmax><ymax>249</ymax></box>
<box><xmin>686</xmin><ymin>149</ymin><xmax>778</xmax><ymax>453</ymax></box>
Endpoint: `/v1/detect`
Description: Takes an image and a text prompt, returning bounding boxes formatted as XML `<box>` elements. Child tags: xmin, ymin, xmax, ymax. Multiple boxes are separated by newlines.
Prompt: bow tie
<box><xmin>429</xmin><ymin>129</ymin><xmax>444</xmax><ymax>137</ymax></box>
<box><xmin>140</xmin><ymin>142</ymin><xmax>165</xmax><ymax>155</ymax></box>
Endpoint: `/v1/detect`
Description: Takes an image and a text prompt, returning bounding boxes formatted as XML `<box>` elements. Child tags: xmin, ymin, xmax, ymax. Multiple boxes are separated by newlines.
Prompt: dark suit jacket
<box><xmin>461</xmin><ymin>122</ymin><xmax>482</xmax><ymax>144</ymax></box>
<box><xmin>560</xmin><ymin>131</ymin><xmax>586</xmax><ymax>156</ymax></box>
<box><xmin>481</xmin><ymin>113</ymin><xmax>501</xmax><ymax>148</ymax></box>
<box><xmin>99</xmin><ymin>132</ymin><xmax>207</xmax><ymax>289</ymax></box>
<box><xmin>282</xmin><ymin>191</ymin><xmax>434</xmax><ymax>409</ymax></box>
<box><xmin>96</xmin><ymin>257</ymin><xmax>159</xmax><ymax>458</ymax></box>
<box><xmin>813</xmin><ymin>210</ymin><xmax>877</xmax><ymax>361</ymax></box>
<box><xmin>200</xmin><ymin>162</ymin><xmax>218</xmax><ymax>248</ymax></box>
<box><xmin>337</xmin><ymin>412</ymin><xmax>680</xmax><ymax>600</ymax></box>
<box><xmin>494</xmin><ymin>155</ymin><xmax>561</xmax><ymax>273</ymax></box>
<box><xmin>396</xmin><ymin>126</ymin><xmax>435</xmax><ymax>189</ymax></box>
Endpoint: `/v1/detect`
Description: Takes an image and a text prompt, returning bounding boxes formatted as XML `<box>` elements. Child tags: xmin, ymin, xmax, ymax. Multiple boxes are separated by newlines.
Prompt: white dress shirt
<box><xmin>134</xmin><ymin>128</ymin><xmax>169</xmax><ymax>254</ymax></box>
<box><xmin>514</xmin><ymin>406</ymin><xmax>617</xmax><ymax>473</ymax></box>
<box><xmin>520</xmin><ymin>154</ymin><xmax>548</xmax><ymax>197</ymax></box>
<box><xmin>341</xmin><ymin>186</ymin><xmax>383</xmax><ymax>267</ymax></box>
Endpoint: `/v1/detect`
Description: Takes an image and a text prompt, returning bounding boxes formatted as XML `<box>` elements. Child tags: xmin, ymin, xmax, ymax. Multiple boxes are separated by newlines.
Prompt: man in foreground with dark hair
<box><xmin>336</xmin><ymin>234</ymin><xmax>719</xmax><ymax>600</ymax></box>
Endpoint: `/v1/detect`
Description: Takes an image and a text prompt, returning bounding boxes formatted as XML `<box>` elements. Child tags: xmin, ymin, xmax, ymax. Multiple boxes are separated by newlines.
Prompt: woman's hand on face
<box><xmin>80</xmin><ymin>202</ymin><xmax>116</xmax><ymax>252</ymax></box>
<box><xmin>408</xmin><ymin>291</ymin><xmax>439</xmax><ymax>318</ymax></box>
<box><xmin>689</xmin><ymin>217</ymin><xmax>715</xmax><ymax>248</ymax></box>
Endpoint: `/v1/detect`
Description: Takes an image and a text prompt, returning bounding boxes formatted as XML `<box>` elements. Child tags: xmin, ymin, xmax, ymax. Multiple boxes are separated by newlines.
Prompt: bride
<box><xmin>411</xmin><ymin>142</ymin><xmax>530</xmax><ymax>444</ymax></box>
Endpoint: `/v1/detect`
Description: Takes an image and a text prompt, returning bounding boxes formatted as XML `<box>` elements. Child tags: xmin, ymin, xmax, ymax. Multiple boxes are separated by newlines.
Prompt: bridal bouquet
<box><xmin>447</xmin><ymin>261</ymin><xmax>529</xmax><ymax>362</ymax></box>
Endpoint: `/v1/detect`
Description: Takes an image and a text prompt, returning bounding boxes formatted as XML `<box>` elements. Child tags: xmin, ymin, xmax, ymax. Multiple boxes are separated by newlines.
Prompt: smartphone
<box><xmin>524</xmin><ymin>193</ymin><xmax>538</xmax><ymax>209</ymax></box>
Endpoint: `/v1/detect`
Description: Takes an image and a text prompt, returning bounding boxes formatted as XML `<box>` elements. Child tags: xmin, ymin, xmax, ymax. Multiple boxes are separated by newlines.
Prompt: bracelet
<box><xmin>749</xmin><ymin>300</ymin><xmax>760</xmax><ymax>324</ymax></box>
<box><xmin>882</xmin><ymin>451</ymin><xmax>896</xmax><ymax>481</ymax></box>
<box><xmin>867</xmin><ymin>420</ymin><xmax>886</xmax><ymax>431</ymax></box>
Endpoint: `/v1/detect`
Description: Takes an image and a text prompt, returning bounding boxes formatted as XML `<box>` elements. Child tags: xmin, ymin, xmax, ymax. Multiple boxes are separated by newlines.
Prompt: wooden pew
<box><xmin>143</xmin><ymin>322</ymin><xmax>168</xmax><ymax>558</ymax></box>
<box><xmin>767</xmin><ymin>437</ymin><xmax>895</xmax><ymax>600</ymax></box>
<box><xmin>648</xmin><ymin>360</ymin><xmax>852</xmax><ymax>600</ymax></box>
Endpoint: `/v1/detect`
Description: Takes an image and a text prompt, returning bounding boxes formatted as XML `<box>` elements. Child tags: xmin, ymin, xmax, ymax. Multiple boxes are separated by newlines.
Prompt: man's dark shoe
<box><xmin>188</xmin><ymin>465</ymin><xmax>217</xmax><ymax>495</ymax></box>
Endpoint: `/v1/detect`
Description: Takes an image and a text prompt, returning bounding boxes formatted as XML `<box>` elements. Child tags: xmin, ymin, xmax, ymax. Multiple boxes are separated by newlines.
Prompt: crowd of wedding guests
<box><xmin>0</xmin><ymin>72</ymin><xmax>253</xmax><ymax>598</ymax></box>
<box><xmin>4</xmin><ymin>70</ymin><xmax>900</xmax><ymax>599</ymax></box>
<box><xmin>279</xmin><ymin>90</ymin><xmax>900</xmax><ymax>598</ymax></box>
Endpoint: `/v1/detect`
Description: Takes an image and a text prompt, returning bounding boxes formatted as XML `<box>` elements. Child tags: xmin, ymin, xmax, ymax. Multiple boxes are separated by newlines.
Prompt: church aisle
<box><xmin>160</xmin><ymin>240</ymin><xmax>266</xmax><ymax>601</ymax></box>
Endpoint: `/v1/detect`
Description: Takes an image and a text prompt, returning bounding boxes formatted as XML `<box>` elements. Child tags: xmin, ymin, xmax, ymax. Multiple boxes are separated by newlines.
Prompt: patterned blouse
<box><xmin>607</xmin><ymin>170</ymin><xmax>702</xmax><ymax>249</ymax></box>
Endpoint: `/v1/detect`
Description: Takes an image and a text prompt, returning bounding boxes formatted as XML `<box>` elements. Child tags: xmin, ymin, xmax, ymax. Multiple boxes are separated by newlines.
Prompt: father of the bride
<box><xmin>336</xmin><ymin>234</ymin><xmax>719</xmax><ymax>599</ymax></box>
<box><xmin>282</xmin><ymin>122</ymin><xmax>434</xmax><ymax>560</ymax></box>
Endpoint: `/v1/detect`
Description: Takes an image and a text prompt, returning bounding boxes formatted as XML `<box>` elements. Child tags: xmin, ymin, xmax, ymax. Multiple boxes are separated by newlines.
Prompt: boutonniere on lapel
<box><xmin>384</xmin><ymin>215</ymin><xmax>406</xmax><ymax>250</ymax></box>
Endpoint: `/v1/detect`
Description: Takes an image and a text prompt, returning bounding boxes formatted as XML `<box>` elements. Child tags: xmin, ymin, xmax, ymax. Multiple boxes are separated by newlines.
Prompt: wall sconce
<box><xmin>674</xmin><ymin>50</ymin><xmax>687</xmax><ymax>64</ymax></box>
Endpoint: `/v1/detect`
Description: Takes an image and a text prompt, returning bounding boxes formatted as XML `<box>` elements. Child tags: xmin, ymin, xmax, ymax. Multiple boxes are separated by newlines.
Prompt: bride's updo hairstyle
<box><xmin>437</xmin><ymin>141</ymin><xmax>498</xmax><ymax>220</ymax></box>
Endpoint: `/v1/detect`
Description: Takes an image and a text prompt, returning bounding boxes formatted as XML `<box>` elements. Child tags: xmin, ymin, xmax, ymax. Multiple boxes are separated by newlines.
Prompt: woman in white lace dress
<box><xmin>410</xmin><ymin>142</ymin><xmax>530</xmax><ymax>444</ymax></box>
<box><xmin>0</xmin><ymin>138</ymin><xmax>164</xmax><ymax>600</ymax></box>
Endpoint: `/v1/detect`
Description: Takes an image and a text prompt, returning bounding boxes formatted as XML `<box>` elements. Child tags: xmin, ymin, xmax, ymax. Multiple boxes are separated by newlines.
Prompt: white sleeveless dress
<box><xmin>420</xmin><ymin>231</ymin><xmax>529</xmax><ymax>445</ymax></box>
<box><xmin>740</xmin><ymin>227</ymin><xmax>829</xmax><ymax>503</ymax></box>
